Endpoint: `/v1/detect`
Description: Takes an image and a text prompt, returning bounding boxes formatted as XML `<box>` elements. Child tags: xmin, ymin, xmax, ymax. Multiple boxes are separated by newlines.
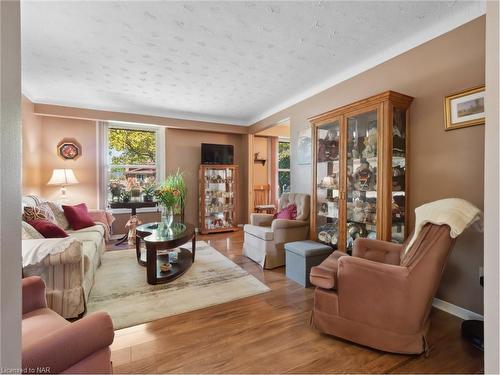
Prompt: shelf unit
<box><xmin>310</xmin><ymin>91</ymin><xmax>413</xmax><ymax>251</ymax></box>
<box><xmin>198</xmin><ymin>164</ymin><xmax>239</xmax><ymax>234</ymax></box>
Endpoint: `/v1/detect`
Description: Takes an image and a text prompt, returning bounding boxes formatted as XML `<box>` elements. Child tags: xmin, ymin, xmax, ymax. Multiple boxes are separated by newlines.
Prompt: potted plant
<box><xmin>130</xmin><ymin>185</ymin><xmax>141</xmax><ymax>201</ymax></box>
<box><xmin>109</xmin><ymin>181</ymin><xmax>123</xmax><ymax>202</ymax></box>
<box><xmin>142</xmin><ymin>183</ymin><xmax>156</xmax><ymax>202</ymax></box>
<box><xmin>121</xmin><ymin>191</ymin><xmax>131</xmax><ymax>203</ymax></box>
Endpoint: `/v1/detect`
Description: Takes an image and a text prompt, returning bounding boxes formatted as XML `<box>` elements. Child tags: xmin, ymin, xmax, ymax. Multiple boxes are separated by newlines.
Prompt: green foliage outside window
<box><xmin>278</xmin><ymin>141</ymin><xmax>290</xmax><ymax>195</ymax></box>
<box><xmin>278</xmin><ymin>141</ymin><xmax>290</xmax><ymax>169</ymax></box>
<box><xmin>108</xmin><ymin>128</ymin><xmax>156</xmax><ymax>165</ymax></box>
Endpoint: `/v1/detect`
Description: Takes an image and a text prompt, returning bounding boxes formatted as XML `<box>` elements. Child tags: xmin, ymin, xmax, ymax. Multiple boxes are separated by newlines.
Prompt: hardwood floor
<box><xmin>110</xmin><ymin>230</ymin><xmax>483</xmax><ymax>373</ymax></box>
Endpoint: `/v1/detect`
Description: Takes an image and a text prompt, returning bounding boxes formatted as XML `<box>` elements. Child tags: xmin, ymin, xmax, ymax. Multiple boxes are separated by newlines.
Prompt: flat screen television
<box><xmin>201</xmin><ymin>143</ymin><xmax>234</xmax><ymax>165</ymax></box>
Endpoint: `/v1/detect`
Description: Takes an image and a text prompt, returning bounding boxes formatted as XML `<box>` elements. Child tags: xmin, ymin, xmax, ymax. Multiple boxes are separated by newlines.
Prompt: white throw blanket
<box><xmin>22</xmin><ymin>237</ymin><xmax>80</xmax><ymax>268</ymax></box>
<box><xmin>404</xmin><ymin>198</ymin><xmax>482</xmax><ymax>255</ymax></box>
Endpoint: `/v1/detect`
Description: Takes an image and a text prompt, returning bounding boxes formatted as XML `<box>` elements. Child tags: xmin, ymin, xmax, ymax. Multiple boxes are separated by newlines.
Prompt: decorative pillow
<box><xmin>62</xmin><ymin>203</ymin><xmax>95</xmax><ymax>230</ymax></box>
<box><xmin>27</xmin><ymin>219</ymin><xmax>68</xmax><ymax>238</ymax></box>
<box><xmin>23</xmin><ymin>203</ymin><xmax>56</xmax><ymax>224</ymax></box>
<box><xmin>274</xmin><ymin>204</ymin><xmax>297</xmax><ymax>220</ymax></box>
<box><xmin>22</xmin><ymin>221</ymin><xmax>44</xmax><ymax>239</ymax></box>
<box><xmin>46</xmin><ymin>201</ymin><xmax>70</xmax><ymax>230</ymax></box>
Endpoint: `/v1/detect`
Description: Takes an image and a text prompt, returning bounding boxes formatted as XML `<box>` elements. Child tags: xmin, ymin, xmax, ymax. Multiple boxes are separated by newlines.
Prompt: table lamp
<box><xmin>47</xmin><ymin>169</ymin><xmax>79</xmax><ymax>199</ymax></box>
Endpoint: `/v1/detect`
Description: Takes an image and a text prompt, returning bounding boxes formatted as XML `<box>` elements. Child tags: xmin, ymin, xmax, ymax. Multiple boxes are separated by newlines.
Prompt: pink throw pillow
<box><xmin>28</xmin><ymin>219</ymin><xmax>68</xmax><ymax>238</ymax></box>
<box><xmin>274</xmin><ymin>204</ymin><xmax>297</xmax><ymax>220</ymax></box>
<box><xmin>62</xmin><ymin>203</ymin><xmax>95</xmax><ymax>230</ymax></box>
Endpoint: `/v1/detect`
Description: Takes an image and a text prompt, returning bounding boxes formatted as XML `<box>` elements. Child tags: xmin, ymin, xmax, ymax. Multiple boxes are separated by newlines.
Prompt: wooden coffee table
<box><xmin>135</xmin><ymin>222</ymin><xmax>195</xmax><ymax>285</ymax></box>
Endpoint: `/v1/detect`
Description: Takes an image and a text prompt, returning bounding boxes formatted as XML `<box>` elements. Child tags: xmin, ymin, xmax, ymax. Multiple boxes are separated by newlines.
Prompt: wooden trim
<box><xmin>381</xmin><ymin>102</ymin><xmax>392</xmax><ymax>240</ymax></box>
<box><xmin>309</xmin><ymin>91</ymin><xmax>413</xmax><ymax>124</ymax></box>
<box><xmin>246</xmin><ymin>134</ymin><xmax>254</xmax><ymax>222</ymax></box>
<box><xmin>270</xmin><ymin>137</ymin><xmax>278</xmax><ymax>206</ymax></box>
<box><xmin>338</xmin><ymin>115</ymin><xmax>347</xmax><ymax>250</ymax></box>
<box><xmin>33</xmin><ymin>103</ymin><xmax>249</xmax><ymax>135</ymax></box>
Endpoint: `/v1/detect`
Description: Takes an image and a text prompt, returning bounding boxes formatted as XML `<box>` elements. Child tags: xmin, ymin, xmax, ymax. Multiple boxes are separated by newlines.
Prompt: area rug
<box><xmin>87</xmin><ymin>241</ymin><xmax>270</xmax><ymax>329</ymax></box>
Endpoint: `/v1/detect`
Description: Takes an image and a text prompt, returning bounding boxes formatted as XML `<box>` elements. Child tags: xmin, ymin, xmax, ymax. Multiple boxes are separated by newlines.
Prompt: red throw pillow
<box><xmin>274</xmin><ymin>204</ymin><xmax>297</xmax><ymax>220</ymax></box>
<box><xmin>62</xmin><ymin>203</ymin><xmax>95</xmax><ymax>230</ymax></box>
<box><xmin>28</xmin><ymin>219</ymin><xmax>68</xmax><ymax>238</ymax></box>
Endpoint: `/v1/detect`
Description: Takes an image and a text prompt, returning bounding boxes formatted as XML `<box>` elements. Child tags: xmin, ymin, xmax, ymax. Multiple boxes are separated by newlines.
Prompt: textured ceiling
<box><xmin>21</xmin><ymin>1</ymin><xmax>485</xmax><ymax>125</ymax></box>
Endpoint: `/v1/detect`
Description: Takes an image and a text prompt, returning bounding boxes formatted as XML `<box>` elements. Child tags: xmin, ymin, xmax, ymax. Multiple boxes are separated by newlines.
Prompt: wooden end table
<box><xmin>108</xmin><ymin>201</ymin><xmax>158</xmax><ymax>246</ymax></box>
<box><xmin>135</xmin><ymin>222</ymin><xmax>196</xmax><ymax>285</ymax></box>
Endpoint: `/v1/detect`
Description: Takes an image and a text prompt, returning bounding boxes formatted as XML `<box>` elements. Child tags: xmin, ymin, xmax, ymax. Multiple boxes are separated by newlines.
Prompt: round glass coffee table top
<box><xmin>136</xmin><ymin>222</ymin><xmax>194</xmax><ymax>243</ymax></box>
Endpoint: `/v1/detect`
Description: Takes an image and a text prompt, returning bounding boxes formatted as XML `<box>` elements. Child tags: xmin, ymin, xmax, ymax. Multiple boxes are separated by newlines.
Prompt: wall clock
<box><xmin>57</xmin><ymin>138</ymin><xmax>82</xmax><ymax>160</ymax></box>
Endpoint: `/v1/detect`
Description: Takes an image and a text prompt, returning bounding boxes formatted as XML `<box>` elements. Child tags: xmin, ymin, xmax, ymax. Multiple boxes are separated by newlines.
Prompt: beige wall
<box><xmin>22</xmin><ymin>96</ymin><xmax>42</xmax><ymax>195</ymax></box>
<box><xmin>256</xmin><ymin>123</ymin><xmax>290</xmax><ymax>137</ymax></box>
<box><xmin>165</xmin><ymin>128</ymin><xmax>247</xmax><ymax>227</ymax></box>
<box><xmin>21</xmin><ymin>104</ymin><xmax>251</xmax><ymax>232</ymax></box>
<box><xmin>39</xmin><ymin>117</ymin><xmax>99</xmax><ymax>207</ymax></box>
<box><xmin>253</xmin><ymin>136</ymin><xmax>269</xmax><ymax>186</ymax></box>
<box><xmin>252</xmin><ymin>17</ymin><xmax>486</xmax><ymax>314</ymax></box>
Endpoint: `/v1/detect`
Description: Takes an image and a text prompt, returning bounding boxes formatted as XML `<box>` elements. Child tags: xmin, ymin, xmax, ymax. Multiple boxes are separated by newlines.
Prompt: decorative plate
<box><xmin>57</xmin><ymin>138</ymin><xmax>81</xmax><ymax>160</ymax></box>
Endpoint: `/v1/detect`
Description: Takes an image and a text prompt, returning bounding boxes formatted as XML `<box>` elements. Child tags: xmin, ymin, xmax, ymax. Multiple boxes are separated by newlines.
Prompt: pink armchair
<box><xmin>310</xmin><ymin>224</ymin><xmax>455</xmax><ymax>354</ymax></box>
<box><xmin>22</xmin><ymin>276</ymin><xmax>114</xmax><ymax>374</ymax></box>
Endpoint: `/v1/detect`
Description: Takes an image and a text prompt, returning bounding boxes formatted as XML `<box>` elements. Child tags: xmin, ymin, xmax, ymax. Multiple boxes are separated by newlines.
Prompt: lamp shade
<box><xmin>47</xmin><ymin>169</ymin><xmax>79</xmax><ymax>186</ymax></box>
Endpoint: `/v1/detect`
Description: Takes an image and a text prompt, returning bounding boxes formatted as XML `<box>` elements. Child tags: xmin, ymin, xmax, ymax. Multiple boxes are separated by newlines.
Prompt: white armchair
<box><xmin>243</xmin><ymin>193</ymin><xmax>310</xmax><ymax>269</ymax></box>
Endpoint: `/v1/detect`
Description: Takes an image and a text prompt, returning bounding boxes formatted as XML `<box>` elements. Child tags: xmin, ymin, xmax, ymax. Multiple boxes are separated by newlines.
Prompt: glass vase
<box><xmin>161</xmin><ymin>205</ymin><xmax>174</xmax><ymax>228</ymax></box>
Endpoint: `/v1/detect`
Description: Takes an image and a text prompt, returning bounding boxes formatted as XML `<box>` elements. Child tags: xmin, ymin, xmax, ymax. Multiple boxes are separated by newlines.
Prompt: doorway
<box><xmin>250</xmin><ymin>120</ymin><xmax>290</xmax><ymax>216</ymax></box>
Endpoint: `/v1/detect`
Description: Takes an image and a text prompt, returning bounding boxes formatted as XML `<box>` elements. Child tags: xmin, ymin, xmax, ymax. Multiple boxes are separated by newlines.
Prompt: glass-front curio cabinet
<box><xmin>199</xmin><ymin>164</ymin><xmax>238</xmax><ymax>234</ymax></box>
<box><xmin>310</xmin><ymin>91</ymin><xmax>413</xmax><ymax>252</ymax></box>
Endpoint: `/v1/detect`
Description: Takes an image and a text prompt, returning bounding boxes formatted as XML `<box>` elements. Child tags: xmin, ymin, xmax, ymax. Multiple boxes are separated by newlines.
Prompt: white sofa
<box><xmin>243</xmin><ymin>193</ymin><xmax>310</xmax><ymax>269</ymax></box>
<box><xmin>22</xmin><ymin>195</ymin><xmax>107</xmax><ymax>318</ymax></box>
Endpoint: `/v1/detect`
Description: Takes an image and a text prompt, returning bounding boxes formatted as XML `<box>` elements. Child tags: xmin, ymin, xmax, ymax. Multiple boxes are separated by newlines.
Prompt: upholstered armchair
<box><xmin>243</xmin><ymin>193</ymin><xmax>310</xmax><ymax>269</ymax></box>
<box><xmin>22</xmin><ymin>276</ymin><xmax>114</xmax><ymax>373</ymax></box>
<box><xmin>310</xmin><ymin>224</ymin><xmax>456</xmax><ymax>354</ymax></box>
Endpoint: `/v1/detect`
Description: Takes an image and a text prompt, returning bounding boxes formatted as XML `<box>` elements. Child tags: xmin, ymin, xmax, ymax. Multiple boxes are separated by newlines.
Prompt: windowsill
<box><xmin>109</xmin><ymin>207</ymin><xmax>160</xmax><ymax>215</ymax></box>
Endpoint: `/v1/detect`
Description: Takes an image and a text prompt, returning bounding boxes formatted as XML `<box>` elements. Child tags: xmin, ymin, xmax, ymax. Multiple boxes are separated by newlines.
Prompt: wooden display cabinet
<box><xmin>199</xmin><ymin>164</ymin><xmax>238</xmax><ymax>234</ymax></box>
<box><xmin>310</xmin><ymin>91</ymin><xmax>413</xmax><ymax>252</ymax></box>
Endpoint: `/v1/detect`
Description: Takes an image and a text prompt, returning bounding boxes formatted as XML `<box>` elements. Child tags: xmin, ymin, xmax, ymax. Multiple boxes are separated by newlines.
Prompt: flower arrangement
<box><xmin>155</xmin><ymin>169</ymin><xmax>186</xmax><ymax>213</ymax></box>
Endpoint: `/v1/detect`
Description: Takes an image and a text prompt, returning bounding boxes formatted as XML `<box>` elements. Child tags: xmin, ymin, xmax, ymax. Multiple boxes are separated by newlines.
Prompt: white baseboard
<box><xmin>432</xmin><ymin>298</ymin><xmax>484</xmax><ymax>321</ymax></box>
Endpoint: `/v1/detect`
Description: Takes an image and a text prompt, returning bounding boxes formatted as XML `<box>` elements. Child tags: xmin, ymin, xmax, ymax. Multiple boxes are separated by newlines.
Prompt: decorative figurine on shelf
<box><xmin>318</xmin><ymin>128</ymin><xmax>339</xmax><ymax>162</ymax></box>
<box><xmin>319</xmin><ymin>174</ymin><xmax>338</xmax><ymax>189</ymax></box>
<box><xmin>352</xmin><ymin>198</ymin><xmax>366</xmax><ymax>223</ymax></box>
<box><xmin>353</xmin><ymin>159</ymin><xmax>374</xmax><ymax>191</ymax></box>
<box><xmin>362</xmin><ymin>126</ymin><xmax>377</xmax><ymax>159</ymax></box>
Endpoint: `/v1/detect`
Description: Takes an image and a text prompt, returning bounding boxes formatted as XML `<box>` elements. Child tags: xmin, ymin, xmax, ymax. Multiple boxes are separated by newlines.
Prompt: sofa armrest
<box><xmin>40</xmin><ymin>240</ymin><xmax>83</xmax><ymax>266</ymax></box>
<box><xmin>22</xmin><ymin>276</ymin><xmax>47</xmax><ymax>315</ymax></box>
<box><xmin>352</xmin><ymin>238</ymin><xmax>403</xmax><ymax>265</ymax></box>
<box><xmin>250</xmin><ymin>213</ymin><xmax>274</xmax><ymax>226</ymax></box>
<box><xmin>22</xmin><ymin>311</ymin><xmax>114</xmax><ymax>374</ymax></box>
<box><xmin>271</xmin><ymin>219</ymin><xmax>309</xmax><ymax>230</ymax></box>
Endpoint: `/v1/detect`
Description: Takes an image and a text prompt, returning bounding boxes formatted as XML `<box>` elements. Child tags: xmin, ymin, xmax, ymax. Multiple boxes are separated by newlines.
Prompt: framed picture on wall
<box><xmin>444</xmin><ymin>85</ymin><xmax>485</xmax><ymax>131</ymax></box>
<box><xmin>297</xmin><ymin>127</ymin><xmax>311</xmax><ymax>165</ymax></box>
<box><xmin>57</xmin><ymin>138</ymin><xmax>82</xmax><ymax>160</ymax></box>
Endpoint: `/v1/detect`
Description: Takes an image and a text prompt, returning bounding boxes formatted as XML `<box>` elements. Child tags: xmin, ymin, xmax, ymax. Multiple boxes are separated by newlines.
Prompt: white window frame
<box><xmin>98</xmin><ymin>121</ymin><xmax>165</xmax><ymax>214</ymax></box>
<box><xmin>277</xmin><ymin>138</ymin><xmax>291</xmax><ymax>195</ymax></box>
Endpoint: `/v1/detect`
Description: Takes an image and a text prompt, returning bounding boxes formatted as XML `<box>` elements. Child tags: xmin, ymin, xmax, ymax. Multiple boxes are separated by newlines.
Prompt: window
<box><xmin>278</xmin><ymin>140</ymin><xmax>290</xmax><ymax>196</ymax></box>
<box><xmin>100</xmin><ymin>123</ymin><xmax>164</xmax><ymax>209</ymax></box>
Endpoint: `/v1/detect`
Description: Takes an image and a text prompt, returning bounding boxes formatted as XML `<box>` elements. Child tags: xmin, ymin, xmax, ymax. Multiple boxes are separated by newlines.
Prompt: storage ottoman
<box><xmin>285</xmin><ymin>240</ymin><xmax>333</xmax><ymax>287</ymax></box>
